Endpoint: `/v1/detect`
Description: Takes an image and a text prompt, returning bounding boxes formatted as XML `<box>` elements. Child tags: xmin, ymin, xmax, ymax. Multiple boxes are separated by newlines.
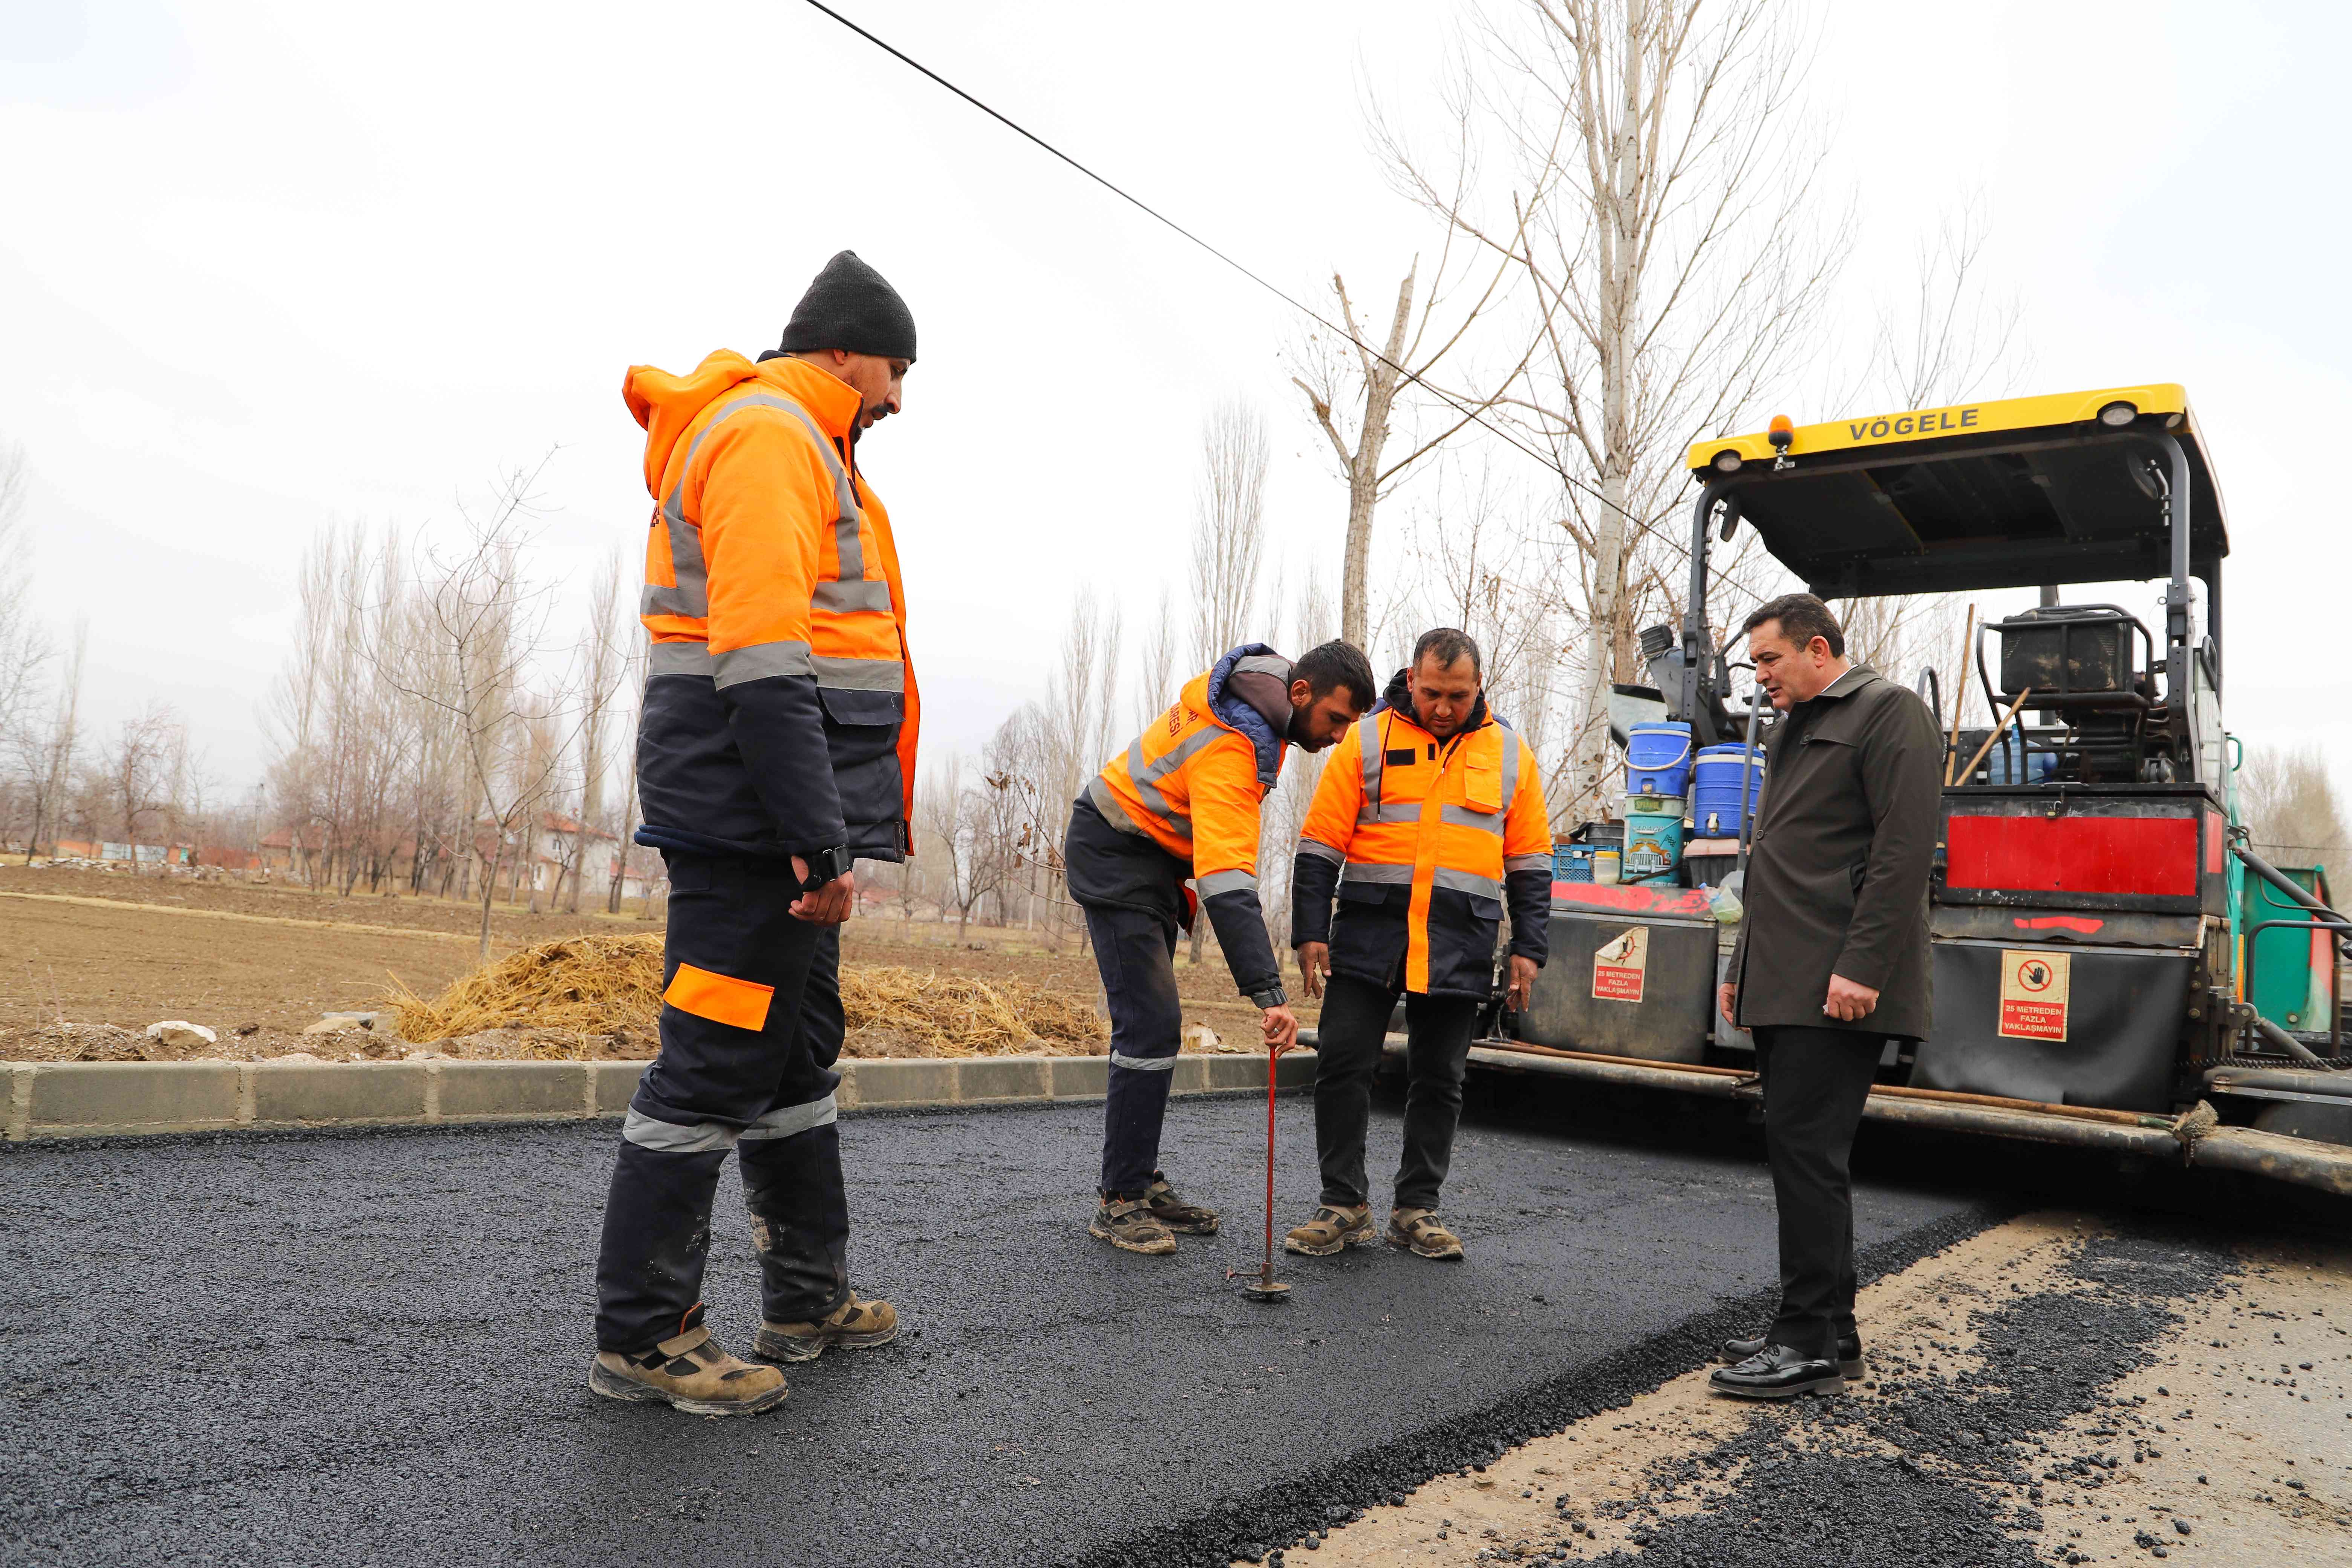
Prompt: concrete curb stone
<box><xmin>0</xmin><ymin>1050</ymin><xmax>1319</xmax><ymax>1141</ymax></box>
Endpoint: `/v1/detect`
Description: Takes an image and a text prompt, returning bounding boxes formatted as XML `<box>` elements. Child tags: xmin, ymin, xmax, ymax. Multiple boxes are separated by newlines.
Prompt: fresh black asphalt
<box><xmin>1</xmin><ymin>1080</ymin><xmax>1997</xmax><ymax>1567</ymax></box>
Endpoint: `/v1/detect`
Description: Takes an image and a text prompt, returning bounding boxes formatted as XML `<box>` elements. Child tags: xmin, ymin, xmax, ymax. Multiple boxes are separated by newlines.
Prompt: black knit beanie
<box><xmin>774</xmin><ymin>250</ymin><xmax>917</xmax><ymax>362</ymax></box>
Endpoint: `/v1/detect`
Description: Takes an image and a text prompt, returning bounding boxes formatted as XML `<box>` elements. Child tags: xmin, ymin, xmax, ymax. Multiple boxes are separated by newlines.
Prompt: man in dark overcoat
<box><xmin>1712</xmin><ymin>593</ymin><xmax>1942</xmax><ymax>1399</ymax></box>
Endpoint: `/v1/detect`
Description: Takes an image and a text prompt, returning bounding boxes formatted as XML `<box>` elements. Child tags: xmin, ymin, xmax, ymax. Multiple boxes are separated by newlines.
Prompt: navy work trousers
<box><xmin>1752</xmin><ymin>1024</ymin><xmax>1886</xmax><ymax>1361</ymax></box>
<box><xmin>593</xmin><ymin>853</ymin><xmax>852</xmax><ymax>1352</ymax></box>
<box><xmin>1086</xmin><ymin>901</ymin><xmax>1187</xmax><ymax>1198</ymax></box>
<box><xmin>1310</xmin><ymin>974</ymin><xmax>1479</xmax><ymax>1211</ymax></box>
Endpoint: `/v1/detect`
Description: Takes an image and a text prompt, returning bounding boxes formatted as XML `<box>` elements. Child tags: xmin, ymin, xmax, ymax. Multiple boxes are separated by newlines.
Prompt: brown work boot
<box><xmin>1284</xmin><ymin>1203</ymin><xmax>1376</xmax><ymax>1256</ymax></box>
<box><xmin>1142</xmin><ymin>1171</ymin><xmax>1219</xmax><ymax>1235</ymax></box>
<box><xmin>589</xmin><ymin>1305</ymin><xmax>788</xmax><ymax>1416</ymax></box>
<box><xmin>1090</xmin><ymin>1194</ymin><xmax>1177</xmax><ymax>1255</ymax></box>
<box><xmin>1388</xmin><ymin>1207</ymin><xmax>1465</xmax><ymax>1261</ymax></box>
<box><xmin>754</xmin><ymin>1290</ymin><xmax>898</xmax><ymax>1363</ymax></box>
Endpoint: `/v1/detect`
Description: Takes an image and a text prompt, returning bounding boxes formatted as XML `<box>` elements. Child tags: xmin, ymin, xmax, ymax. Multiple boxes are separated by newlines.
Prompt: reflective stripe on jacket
<box><xmin>1292</xmin><ymin>695</ymin><xmax>1552</xmax><ymax>998</ymax></box>
<box><xmin>1076</xmin><ymin>646</ymin><xmax>1292</xmax><ymax>1001</ymax></box>
<box><xmin>625</xmin><ymin>351</ymin><xmax>919</xmax><ymax>862</ymax></box>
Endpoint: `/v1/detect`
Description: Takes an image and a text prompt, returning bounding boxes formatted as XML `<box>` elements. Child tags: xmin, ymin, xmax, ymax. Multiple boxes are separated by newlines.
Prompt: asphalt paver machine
<box><xmin>1459</xmin><ymin>384</ymin><xmax>2352</xmax><ymax>1199</ymax></box>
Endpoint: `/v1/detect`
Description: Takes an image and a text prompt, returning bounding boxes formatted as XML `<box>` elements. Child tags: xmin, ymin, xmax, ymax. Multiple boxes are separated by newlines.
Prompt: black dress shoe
<box><xmin>1708</xmin><ymin>1343</ymin><xmax>1845</xmax><ymax>1400</ymax></box>
<box><xmin>1720</xmin><ymin>1330</ymin><xmax>1862</xmax><ymax>1378</ymax></box>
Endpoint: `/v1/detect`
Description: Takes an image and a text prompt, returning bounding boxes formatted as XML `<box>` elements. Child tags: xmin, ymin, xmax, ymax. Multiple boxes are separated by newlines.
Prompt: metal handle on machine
<box><xmin>2233</xmin><ymin>838</ymin><xmax>2352</xmax><ymax>942</ymax></box>
<box><xmin>2238</xmin><ymin>919</ymin><xmax>2343</xmax><ymax>1061</ymax></box>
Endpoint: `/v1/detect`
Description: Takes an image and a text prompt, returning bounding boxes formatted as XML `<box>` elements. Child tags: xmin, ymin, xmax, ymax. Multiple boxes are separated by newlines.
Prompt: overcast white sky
<box><xmin>3</xmin><ymin>0</ymin><xmax>2346</xmax><ymax>798</ymax></box>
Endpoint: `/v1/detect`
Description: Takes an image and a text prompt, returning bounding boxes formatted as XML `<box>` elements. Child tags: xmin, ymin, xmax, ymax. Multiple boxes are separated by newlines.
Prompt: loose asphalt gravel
<box><xmin>1571</xmin><ymin>1228</ymin><xmax>2234</xmax><ymax>1568</ymax></box>
<box><xmin>0</xmin><ymin>1078</ymin><xmax>2000</xmax><ymax>1568</ymax></box>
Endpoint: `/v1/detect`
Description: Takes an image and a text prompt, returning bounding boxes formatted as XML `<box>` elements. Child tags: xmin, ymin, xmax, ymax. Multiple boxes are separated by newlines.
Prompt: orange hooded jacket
<box><xmin>625</xmin><ymin>350</ymin><xmax>919</xmax><ymax>861</ymax></box>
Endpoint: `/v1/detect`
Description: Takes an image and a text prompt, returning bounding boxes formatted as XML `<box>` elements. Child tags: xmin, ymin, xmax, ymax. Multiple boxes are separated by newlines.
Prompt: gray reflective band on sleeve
<box><xmin>712</xmin><ymin>639</ymin><xmax>815</xmax><ymax>689</ymax></box>
<box><xmin>622</xmin><ymin>1108</ymin><xmax>740</xmax><ymax>1153</ymax></box>
<box><xmin>1439</xmin><ymin>804</ymin><xmax>1505</xmax><ymax>831</ymax></box>
<box><xmin>642</xmin><ymin>582</ymin><xmax>703</xmax><ymax>619</ymax></box>
<box><xmin>1296</xmin><ymin>837</ymin><xmax>1344</xmax><ymax>865</ymax></box>
<box><xmin>1340</xmin><ymin>861</ymin><xmax>1415</xmax><ymax>885</ymax></box>
<box><xmin>1110</xmin><ymin>1052</ymin><xmax>1179</xmax><ymax>1072</ymax></box>
<box><xmin>1432</xmin><ymin>867</ymin><xmax>1504</xmax><ymax>898</ymax></box>
<box><xmin>811</xmin><ymin>654</ymin><xmax>906</xmax><ymax>692</ymax></box>
<box><xmin>812</xmin><ymin>578</ymin><xmax>896</xmax><ymax>615</ymax></box>
<box><xmin>1196</xmin><ymin>868</ymin><xmax>1257</xmax><ymax>898</ymax></box>
<box><xmin>738</xmin><ymin>1093</ymin><xmax>839</xmax><ymax>1141</ymax></box>
<box><xmin>1087</xmin><ymin>775</ymin><xmax>1155</xmax><ymax>838</ymax></box>
<box><xmin>1505</xmin><ymin>854</ymin><xmax>1554</xmax><ymax>873</ymax></box>
<box><xmin>647</xmin><ymin>641</ymin><xmax>715</xmax><ymax>679</ymax></box>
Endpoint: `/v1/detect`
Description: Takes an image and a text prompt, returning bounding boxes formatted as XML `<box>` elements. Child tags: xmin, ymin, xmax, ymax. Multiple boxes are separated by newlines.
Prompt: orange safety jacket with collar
<box><xmin>1291</xmin><ymin>676</ymin><xmax>1552</xmax><ymax>998</ymax></box>
<box><xmin>626</xmin><ymin>350</ymin><xmax>919</xmax><ymax>863</ymax></box>
<box><xmin>1070</xmin><ymin>646</ymin><xmax>1292</xmax><ymax>1005</ymax></box>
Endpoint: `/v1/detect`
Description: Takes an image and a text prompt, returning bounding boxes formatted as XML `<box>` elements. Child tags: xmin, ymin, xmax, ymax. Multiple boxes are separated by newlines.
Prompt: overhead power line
<box><xmin>796</xmin><ymin>0</ymin><xmax>1666</xmax><ymax>534</ymax></box>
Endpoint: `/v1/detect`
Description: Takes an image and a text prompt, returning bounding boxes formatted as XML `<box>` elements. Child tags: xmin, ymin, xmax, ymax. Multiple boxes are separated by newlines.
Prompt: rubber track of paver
<box><xmin>0</xmin><ymin>1092</ymin><xmax>1990</xmax><ymax>1566</ymax></box>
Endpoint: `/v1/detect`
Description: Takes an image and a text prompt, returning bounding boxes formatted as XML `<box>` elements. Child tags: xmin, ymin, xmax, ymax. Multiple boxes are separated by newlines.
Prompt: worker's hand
<box><xmin>1506</xmin><ymin>955</ymin><xmax>1538</xmax><ymax>1013</ymax></box>
<box><xmin>1262</xmin><ymin>1004</ymin><xmax>1299</xmax><ymax>1056</ymax></box>
<box><xmin>1717</xmin><ymin>982</ymin><xmax>1738</xmax><ymax>1026</ymax></box>
<box><xmin>1297</xmin><ymin>941</ymin><xmax>1330</xmax><ymax>999</ymax></box>
<box><xmin>1823</xmin><ymin>972</ymin><xmax>1879</xmax><ymax>1023</ymax></box>
<box><xmin>789</xmin><ymin>858</ymin><xmax>856</xmax><ymax>925</ymax></box>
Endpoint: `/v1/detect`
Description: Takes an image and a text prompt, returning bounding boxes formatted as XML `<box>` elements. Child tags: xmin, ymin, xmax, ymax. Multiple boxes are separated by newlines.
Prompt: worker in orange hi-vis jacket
<box><xmin>1283</xmin><ymin>628</ymin><xmax>1553</xmax><ymax>1265</ymax></box>
<box><xmin>591</xmin><ymin>251</ymin><xmax>919</xmax><ymax>1418</ymax></box>
<box><xmin>1064</xmin><ymin>640</ymin><xmax>1378</xmax><ymax>1256</ymax></box>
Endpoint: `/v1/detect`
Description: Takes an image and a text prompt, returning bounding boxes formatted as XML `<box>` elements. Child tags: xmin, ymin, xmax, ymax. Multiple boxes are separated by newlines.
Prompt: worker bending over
<box><xmin>593</xmin><ymin>252</ymin><xmax>920</xmax><ymax>1416</ymax></box>
<box><xmin>1066</xmin><ymin>640</ymin><xmax>1377</xmax><ymax>1254</ymax></box>
<box><xmin>1286</xmin><ymin>628</ymin><xmax>1552</xmax><ymax>1262</ymax></box>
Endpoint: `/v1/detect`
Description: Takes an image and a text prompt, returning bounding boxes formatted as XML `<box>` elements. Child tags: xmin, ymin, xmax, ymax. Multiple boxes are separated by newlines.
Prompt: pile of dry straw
<box><xmin>384</xmin><ymin>934</ymin><xmax>1107</xmax><ymax>1060</ymax></box>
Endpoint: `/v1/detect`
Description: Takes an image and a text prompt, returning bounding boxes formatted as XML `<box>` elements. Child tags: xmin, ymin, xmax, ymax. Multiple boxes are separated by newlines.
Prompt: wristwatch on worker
<box><xmin>1250</xmin><ymin>986</ymin><xmax>1288</xmax><ymax>1010</ymax></box>
<box><xmin>800</xmin><ymin>845</ymin><xmax>854</xmax><ymax>893</ymax></box>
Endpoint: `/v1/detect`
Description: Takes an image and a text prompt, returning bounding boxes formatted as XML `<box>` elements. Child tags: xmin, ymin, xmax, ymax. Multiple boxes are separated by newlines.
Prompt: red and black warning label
<box><xmin>1998</xmin><ymin>948</ymin><xmax>2070</xmax><ymax>1041</ymax></box>
<box><xmin>1592</xmin><ymin>926</ymin><xmax>1649</xmax><ymax>1003</ymax></box>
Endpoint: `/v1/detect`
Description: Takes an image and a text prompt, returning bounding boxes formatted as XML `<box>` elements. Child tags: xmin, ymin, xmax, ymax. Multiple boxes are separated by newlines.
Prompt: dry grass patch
<box><xmin>383</xmin><ymin>934</ymin><xmax>1108</xmax><ymax>1058</ymax></box>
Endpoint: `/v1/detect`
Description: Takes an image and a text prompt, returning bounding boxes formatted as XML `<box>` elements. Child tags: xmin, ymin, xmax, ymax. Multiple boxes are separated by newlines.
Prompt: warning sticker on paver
<box><xmin>1593</xmin><ymin>927</ymin><xmax>1649</xmax><ymax>1002</ymax></box>
<box><xmin>1998</xmin><ymin>948</ymin><xmax>2070</xmax><ymax>1040</ymax></box>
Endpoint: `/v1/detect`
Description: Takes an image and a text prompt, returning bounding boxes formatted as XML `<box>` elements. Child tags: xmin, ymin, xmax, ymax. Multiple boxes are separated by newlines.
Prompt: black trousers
<box><xmin>1085</xmin><ymin>901</ymin><xmax>1187</xmax><ymax>1198</ymax></box>
<box><xmin>1312</xmin><ymin>974</ymin><xmax>1478</xmax><ymax>1211</ymax></box>
<box><xmin>1752</xmin><ymin>1024</ymin><xmax>1886</xmax><ymax>1361</ymax></box>
<box><xmin>593</xmin><ymin>853</ymin><xmax>851</xmax><ymax>1352</ymax></box>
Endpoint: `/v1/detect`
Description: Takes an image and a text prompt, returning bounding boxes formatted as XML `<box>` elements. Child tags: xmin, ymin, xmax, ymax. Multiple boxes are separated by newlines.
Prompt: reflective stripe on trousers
<box><xmin>621</xmin><ymin>1092</ymin><xmax>840</xmax><ymax>1153</ymax></box>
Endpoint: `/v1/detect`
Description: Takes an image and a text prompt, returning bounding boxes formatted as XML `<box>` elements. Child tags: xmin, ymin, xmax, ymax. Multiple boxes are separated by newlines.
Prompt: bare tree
<box><xmin>1288</xmin><ymin>228</ymin><xmax>1531</xmax><ymax>647</ymax></box>
<box><xmin>1133</xmin><ymin>583</ymin><xmax>1179</xmax><ymax>734</ymax></box>
<box><xmin>570</xmin><ymin>548</ymin><xmax>628</xmax><ymax>913</ymax></box>
<box><xmin>11</xmin><ymin>619</ymin><xmax>81</xmax><ymax>863</ymax></box>
<box><xmin>1394</xmin><ymin>0</ymin><xmax>1845</xmax><ymax>820</ymax></box>
<box><xmin>372</xmin><ymin>459</ymin><xmax>598</xmax><ymax>960</ymax></box>
<box><xmin>1189</xmin><ymin>401</ymin><xmax>1272</xmax><ymax>671</ymax></box>
<box><xmin>1184</xmin><ymin>401</ymin><xmax>1274</xmax><ymax>961</ymax></box>
<box><xmin>93</xmin><ymin>703</ymin><xmax>186</xmax><ymax>872</ymax></box>
<box><xmin>0</xmin><ymin>443</ymin><xmax>48</xmax><ymax>763</ymax></box>
<box><xmin>2241</xmin><ymin>744</ymin><xmax>2352</xmax><ymax>897</ymax></box>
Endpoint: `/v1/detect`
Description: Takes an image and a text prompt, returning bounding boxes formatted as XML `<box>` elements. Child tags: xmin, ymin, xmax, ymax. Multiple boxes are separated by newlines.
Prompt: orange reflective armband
<box><xmin>663</xmin><ymin>963</ymin><xmax>775</xmax><ymax>1032</ymax></box>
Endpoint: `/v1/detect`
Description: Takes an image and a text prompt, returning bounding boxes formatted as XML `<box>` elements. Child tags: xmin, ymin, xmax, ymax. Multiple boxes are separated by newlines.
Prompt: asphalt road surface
<box><xmin>1</xmin><ymin>1084</ymin><xmax>1997</xmax><ymax>1568</ymax></box>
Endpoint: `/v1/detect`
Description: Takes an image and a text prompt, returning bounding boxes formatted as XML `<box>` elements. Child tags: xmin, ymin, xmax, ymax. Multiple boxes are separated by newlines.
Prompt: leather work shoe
<box><xmin>1386</xmin><ymin>1207</ymin><xmax>1465</xmax><ymax>1261</ymax></box>
<box><xmin>1721</xmin><ymin>1330</ymin><xmax>1863</xmax><ymax>1378</ymax></box>
<box><xmin>754</xmin><ymin>1291</ymin><xmax>899</xmax><ymax>1364</ymax></box>
<box><xmin>1708</xmin><ymin>1343</ymin><xmax>1845</xmax><ymax>1400</ymax></box>
<box><xmin>1090</xmin><ymin>1194</ymin><xmax>1177</xmax><ymax>1255</ymax></box>
<box><xmin>1285</xmin><ymin>1204</ymin><xmax>1376</xmax><ymax>1256</ymax></box>
<box><xmin>590</xmin><ymin>1305</ymin><xmax>788</xmax><ymax>1416</ymax></box>
<box><xmin>1142</xmin><ymin>1172</ymin><xmax>1219</xmax><ymax>1235</ymax></box>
